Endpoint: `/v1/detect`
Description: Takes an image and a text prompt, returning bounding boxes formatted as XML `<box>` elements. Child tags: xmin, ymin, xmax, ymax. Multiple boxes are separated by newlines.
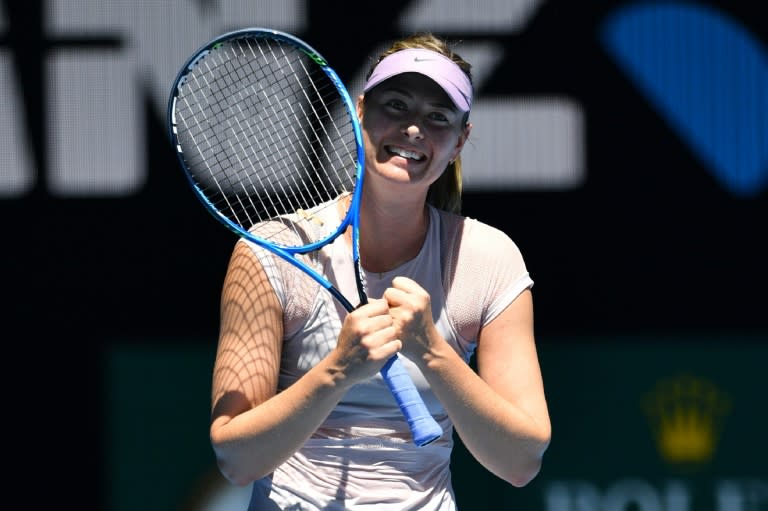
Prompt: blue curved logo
<box><xmin>601</xmin><ymin>2</ymin><xmax>767</xmax><ymax>198</ymax></box>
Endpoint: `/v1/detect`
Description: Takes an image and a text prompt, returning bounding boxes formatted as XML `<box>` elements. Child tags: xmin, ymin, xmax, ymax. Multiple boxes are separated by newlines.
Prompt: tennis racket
<box><xmin>167</xmin><ymin>28</ymin><xmax>442</xmax><ymax>447</ymax></box>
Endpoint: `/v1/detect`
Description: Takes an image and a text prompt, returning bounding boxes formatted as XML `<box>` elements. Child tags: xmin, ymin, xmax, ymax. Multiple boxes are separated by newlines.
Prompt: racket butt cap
<box><xmin>411</xmin><ymin>420</ymin><xmax>443</xmax><ymax>447</ymax></box>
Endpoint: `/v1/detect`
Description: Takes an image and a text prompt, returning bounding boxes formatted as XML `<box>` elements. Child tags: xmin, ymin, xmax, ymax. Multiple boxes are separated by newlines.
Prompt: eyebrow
<box><xmin>380</xmin><ymin>85</ymin><xmax>458</xmax><ymax>112</ymax></box>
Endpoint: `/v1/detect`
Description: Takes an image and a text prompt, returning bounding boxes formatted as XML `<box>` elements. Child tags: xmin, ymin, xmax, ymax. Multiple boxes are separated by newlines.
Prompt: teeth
<box><xmin>389</xmin><ymin>146</ymin><xmax>423</xmax><ymax>161</ymax></box>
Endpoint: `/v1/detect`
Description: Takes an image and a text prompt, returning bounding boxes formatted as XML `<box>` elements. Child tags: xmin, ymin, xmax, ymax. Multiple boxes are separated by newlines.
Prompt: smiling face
<box><xmin>357</xmin><ymin>73</ymin><xmax>470</xmax><ymax>194</ymax></box>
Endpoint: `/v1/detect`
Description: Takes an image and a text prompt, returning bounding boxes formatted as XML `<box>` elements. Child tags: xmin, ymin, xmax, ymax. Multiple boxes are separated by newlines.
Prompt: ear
<box><xmin>356</xmin><ymin>94</ymin><xmax>365</xmax><ymax>122</ymax></box>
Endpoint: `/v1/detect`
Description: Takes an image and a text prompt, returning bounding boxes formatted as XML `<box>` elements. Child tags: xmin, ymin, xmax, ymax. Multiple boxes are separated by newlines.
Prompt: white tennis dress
<box><xmin>245</xmin><ymin>204</ymin><xmax>533</xmax><ymax>511</ymax></box>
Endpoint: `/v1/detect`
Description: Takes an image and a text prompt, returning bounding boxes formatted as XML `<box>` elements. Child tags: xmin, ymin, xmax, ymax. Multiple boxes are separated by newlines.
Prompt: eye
<box><xmin>384</xmin><ymin>98</ymin><xmax>407</xmax><ymax>111</ymax></box>
<box><xmin>428</xmin><ymin>111</ymin><xmax>450</xmax><ymax>123</ymax></box>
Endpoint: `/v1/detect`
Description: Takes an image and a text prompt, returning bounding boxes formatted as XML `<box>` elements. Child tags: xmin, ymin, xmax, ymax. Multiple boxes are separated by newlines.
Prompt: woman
<box><xmin>209</xmin><ymin>32</ymin><xmax>551</xmax><ymax>510</ymax></box>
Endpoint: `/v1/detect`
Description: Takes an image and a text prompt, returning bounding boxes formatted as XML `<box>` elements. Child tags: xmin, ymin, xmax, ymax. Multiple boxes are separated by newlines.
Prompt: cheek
<box><xmin>436</xmin><ymin>137</ymin><xmax>455</xmax><ymax>155</ymax></box>
<box><xmin>362</xmin><ymin>130</ymin><xmax>380</xmax><ymax>159</ymax></box>
<box><xmin>361</xmin><ymin>111</ymin><xmax>388</xmax><ymax>139</ymax></box>
<box><xmin>361</xmin><ymin>118</ymin><xmax>394</xmax><ymax>158</ymax></box>
<box><xmin>434</xmin><ymin>134</ymin><xmax>461</xmax><ymax>160</ymax></box>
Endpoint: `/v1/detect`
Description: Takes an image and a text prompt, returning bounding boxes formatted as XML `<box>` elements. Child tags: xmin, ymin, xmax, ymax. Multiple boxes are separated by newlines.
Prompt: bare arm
<box><xmin>385</xmin><ymin>278</ymin><xmax>550</xmax><ymax>487</ymax></box>
<box><xmin>210</xmin><ymin>240</ymin><xmax>401</xmax><ymax>485</ymax></box>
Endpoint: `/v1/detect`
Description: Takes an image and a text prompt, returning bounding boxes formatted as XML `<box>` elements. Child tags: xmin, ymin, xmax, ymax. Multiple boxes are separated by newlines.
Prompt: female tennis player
<box><xmin>209</xmin><ymin>32</ymin><xmax>551</xmax><ymax>510</ymax></box>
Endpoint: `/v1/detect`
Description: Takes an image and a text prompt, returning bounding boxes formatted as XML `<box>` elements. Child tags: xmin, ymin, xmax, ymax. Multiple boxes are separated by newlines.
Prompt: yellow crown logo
<box><xmin>642</xmin><ymin>374</ymin><xmax>730</xmax><ymax>466</ymax></box>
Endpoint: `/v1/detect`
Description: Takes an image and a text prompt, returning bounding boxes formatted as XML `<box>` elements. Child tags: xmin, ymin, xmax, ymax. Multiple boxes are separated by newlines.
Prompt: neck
<box><xmin>355</xmin><ymin>194</ymin><xmax>430</xmax><ymax>274</ymax></box>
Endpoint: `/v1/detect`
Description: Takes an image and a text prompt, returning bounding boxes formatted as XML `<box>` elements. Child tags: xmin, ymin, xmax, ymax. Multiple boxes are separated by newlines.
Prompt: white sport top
<box><xmin>245</xmin><ymin>204</ymin><xmax>533</xmax><ymax>510</ymax></box>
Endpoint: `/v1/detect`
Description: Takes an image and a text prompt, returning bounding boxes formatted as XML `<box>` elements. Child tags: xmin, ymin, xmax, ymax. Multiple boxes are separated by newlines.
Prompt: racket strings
<box><xmin>238</xmin><ymin>39</ymin><xmax>349</xmax><ymax>214</ymax></box>
<box><xmin>174</xmin><ymin>35</ymin><xmax>359</xmax><ymax>248</ymax></box>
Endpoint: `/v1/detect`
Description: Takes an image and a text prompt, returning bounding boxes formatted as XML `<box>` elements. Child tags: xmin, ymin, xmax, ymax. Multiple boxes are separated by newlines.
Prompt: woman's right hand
<box><xmin>331</xmin><ymin>297</ymin><xmax>402</xmax><ymax>385</ymax></box>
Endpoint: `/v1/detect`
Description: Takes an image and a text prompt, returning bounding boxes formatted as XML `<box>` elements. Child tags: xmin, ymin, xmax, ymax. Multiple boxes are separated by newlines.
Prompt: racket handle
<box><xmin>380</xmin><ymin>355</ymin><xmax>443</xmax><ymax>447</ymax></box>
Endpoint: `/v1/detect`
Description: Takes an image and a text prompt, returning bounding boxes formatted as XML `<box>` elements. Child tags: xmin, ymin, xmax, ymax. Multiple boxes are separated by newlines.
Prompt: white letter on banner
<box><xmin>44</xmin><ymin>0</ymin><xmax>302</xmax><ymax>197</ymax></box>
<box><xmin>0</xmin><ymin>7</ymin><xmax>35</xmax><ymax>197</ymax></box>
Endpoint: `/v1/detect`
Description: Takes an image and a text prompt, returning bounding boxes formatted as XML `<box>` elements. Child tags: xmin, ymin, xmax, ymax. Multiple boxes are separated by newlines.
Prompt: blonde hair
<box><xmin>365</xmin><ymin>33</ymin><xmax>472</xmax><ymax>214</ymax></box>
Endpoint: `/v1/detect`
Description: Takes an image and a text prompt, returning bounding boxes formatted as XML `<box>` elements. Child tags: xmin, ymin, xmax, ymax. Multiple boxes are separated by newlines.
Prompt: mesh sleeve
<box><xmin>442</xmin><ymin>214</ymin><xmax>533</xmax><ymax>343</ymax></box>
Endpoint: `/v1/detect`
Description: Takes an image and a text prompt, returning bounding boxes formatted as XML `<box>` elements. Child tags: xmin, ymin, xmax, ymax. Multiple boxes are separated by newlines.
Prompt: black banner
<box><xmin>2</xmin><ymin>1</ymin><xmax>765</xmax><ymax>509</ymax></box>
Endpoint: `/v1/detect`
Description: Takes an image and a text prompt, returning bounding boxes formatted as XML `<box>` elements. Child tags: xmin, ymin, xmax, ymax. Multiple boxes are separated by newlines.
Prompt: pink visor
<box><xmin>363</xmin><ymin>48</ymin><xmax>472</xmax><ymax>113</ymax></box>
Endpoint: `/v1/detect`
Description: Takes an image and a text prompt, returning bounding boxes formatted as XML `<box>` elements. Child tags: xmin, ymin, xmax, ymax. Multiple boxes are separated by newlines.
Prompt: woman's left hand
<box><xmin>383</xmin><ymin>276</ymin><xmax>440</xmax><ymax>363</ymax></box>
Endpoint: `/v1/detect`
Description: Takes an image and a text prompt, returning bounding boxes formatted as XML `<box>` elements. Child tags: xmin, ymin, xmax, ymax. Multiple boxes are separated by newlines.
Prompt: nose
<box><xmin>402</xmin><ymin>123</ymin><xmax>424</xmax><ymax>140</ymax></box>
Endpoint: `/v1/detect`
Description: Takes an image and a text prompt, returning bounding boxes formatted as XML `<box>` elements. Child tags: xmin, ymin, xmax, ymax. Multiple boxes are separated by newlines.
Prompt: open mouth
<box><xmin>386</xmin><ymin>145</ymin><xmax>425</xmax><ymax>162</ymax></box>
